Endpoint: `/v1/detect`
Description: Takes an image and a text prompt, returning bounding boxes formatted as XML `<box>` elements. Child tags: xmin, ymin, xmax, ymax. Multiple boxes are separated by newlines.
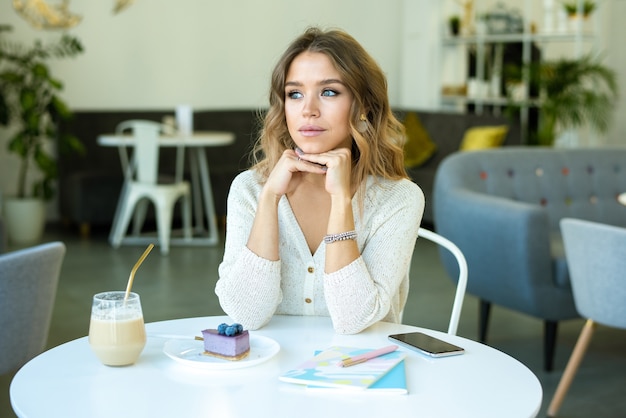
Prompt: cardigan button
<box><xmin>307</xmin><ymin>266</ymin><xmax>314</xmax><ymax>273</ymax></box>
<box><xmin>305</xmin><ymin>298</ymin><xmax>312</xmax><ymax>304</ymax></box>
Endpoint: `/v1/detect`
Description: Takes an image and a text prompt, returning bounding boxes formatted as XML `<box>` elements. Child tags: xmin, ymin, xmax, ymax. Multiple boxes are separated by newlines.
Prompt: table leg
<box><xmin>194</xmin><ymin>147</ymin><xmax>219</xmax><ymax>245</ymax></box>
<box><xmin>188</xmin><ymin>149</ymin><xmax>205</xmax><ymax>233</ymax></box>
<box><xmin>164</xmin><ymin>147</ymin><xmax>219</xmax><ymax>246</ymax></box>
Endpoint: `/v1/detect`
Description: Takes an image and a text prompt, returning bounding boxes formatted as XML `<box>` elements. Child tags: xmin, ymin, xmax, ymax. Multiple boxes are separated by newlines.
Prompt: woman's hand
<box><xmin>295</xmin><ymin>147</ymin><xmax>352</xmax><ymax>199</ymax></box>
<box><xmin>262</xmin><ymin>149</ymin><xmax>328</xmax><ymax>198</ymax></box>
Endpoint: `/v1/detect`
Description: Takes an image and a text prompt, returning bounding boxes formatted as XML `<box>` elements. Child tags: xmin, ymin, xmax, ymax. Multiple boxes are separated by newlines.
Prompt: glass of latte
<box><xmin>88</xmin><ymin>291</ymin><xmax>146</xmax><ymax>366</ymax></box>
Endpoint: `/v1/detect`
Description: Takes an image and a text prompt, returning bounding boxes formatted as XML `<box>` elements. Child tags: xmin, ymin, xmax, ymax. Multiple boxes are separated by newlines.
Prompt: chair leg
<box><xmin>545</xmin><ymin>320</ymin><xmax>558</xmax><ymax>372</ymax></box>
<box><xmin>132</xmin><ymin>199</ymin><xmax>150</xmax><ymax>236</ymax></box>
<box><xmin>155</xmin><ymin>200</ymin><xmax>174</xmax><ymax>255</ymax></box>
<box><xmin>181</xmin><ymin>193</ymin><xmax>192</xmax><ymax>240</ymax></box>
<box><xmin>547</xmin><ymin>319</ymin><xmax>596</xmax><ymax>417</ymax></box>
<box><xmin>479</xmin><ymin>300</ymin><xmax>491</xmax><ymax>343</ymax></box>
<box><xmin>110</xmin><ymin>195</ymin><xmax>137</xmax><ymax>248</ymax></box>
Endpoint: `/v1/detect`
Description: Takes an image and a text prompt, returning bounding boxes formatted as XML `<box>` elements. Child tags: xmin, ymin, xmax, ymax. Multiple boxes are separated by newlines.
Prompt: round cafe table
<box><xmin>11</xmin><ymin>315</ymin><xmax>542</xmax><ymax>418</ymax></box>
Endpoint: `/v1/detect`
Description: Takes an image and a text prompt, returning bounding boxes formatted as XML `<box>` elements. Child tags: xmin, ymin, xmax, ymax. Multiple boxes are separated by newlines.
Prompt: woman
<box><xmin>215</xmin><ymin>27</ymin><xmax>424</xmax><ymax>334</ymax></box>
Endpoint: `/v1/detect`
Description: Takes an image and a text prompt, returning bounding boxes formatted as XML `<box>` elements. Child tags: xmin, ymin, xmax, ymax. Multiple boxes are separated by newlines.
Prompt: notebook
<box><xmin>307</xmin><ymin>358</ymin><xmax>408</xmax><ymax>394</ymax></box>
<box><xmin>279</xmin><ymin>346</ymin><xmax>406</xmax><ymax>390</ymax></box>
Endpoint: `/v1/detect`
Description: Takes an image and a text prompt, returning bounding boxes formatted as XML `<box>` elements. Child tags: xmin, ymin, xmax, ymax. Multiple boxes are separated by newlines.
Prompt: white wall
<box><xmin>604</xmin><ymin>0</ymin><xmax>626</xmax><ymax>146</ymax></box>
<box><xmin>0</xmin><ymin>0</ymin><xmax>404</xmax><ymax>110</ymax></box>
<box><xmin>399</xmin><ymin>0</ymin><xmax>443</xmax><ymax>109</ymax></box>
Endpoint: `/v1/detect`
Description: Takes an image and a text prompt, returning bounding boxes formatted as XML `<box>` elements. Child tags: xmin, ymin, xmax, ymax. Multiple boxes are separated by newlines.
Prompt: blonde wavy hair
<box><xmin>251</xmin><ymin>27</ymin><xmax>408</xmax><ymax>189</ymax></box>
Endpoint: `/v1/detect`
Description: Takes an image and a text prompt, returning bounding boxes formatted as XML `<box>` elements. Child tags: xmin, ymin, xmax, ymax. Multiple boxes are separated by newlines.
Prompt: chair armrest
<box><xmin>0</xmin><ymin>216</ymin><xmax>6</xmax><ymax>254</ymax></box>
<box><xmin>435</xmin><ymin>189</ymin><xmax>554</xmax><ymax>315</ymax></box>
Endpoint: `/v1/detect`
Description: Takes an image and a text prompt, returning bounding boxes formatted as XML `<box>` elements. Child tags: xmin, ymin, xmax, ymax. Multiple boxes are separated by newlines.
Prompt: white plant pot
<box><xmin>2</xmin><ymin>197</ymin><xmax>46</xmax><ymax>245</ymax></box>
<box><xmin>568</xmin><ymin>15</ymin><xmax>591</xmax><ymax>32</ymax></box>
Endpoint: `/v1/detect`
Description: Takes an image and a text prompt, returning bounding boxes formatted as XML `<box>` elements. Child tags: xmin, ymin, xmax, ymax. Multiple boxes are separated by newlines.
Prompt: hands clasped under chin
<box><xmin>264</xmin><ymin>148</ymin><xmax>353</xmax><ymax>198</ymax></box>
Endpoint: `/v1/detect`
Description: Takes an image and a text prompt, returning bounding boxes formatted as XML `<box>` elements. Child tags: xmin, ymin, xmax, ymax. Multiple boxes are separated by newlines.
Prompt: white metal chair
<box><xmin>548</xmin><ymin>218</ymin><xmax>626</xmax><ymax>416</ymax></box>
<box><xmin>416</xmin><ymin>227</ymin><xmax>468</xmax><ymax>335</ymax></box>
<box><xmin>109</xmin><ymin>120</ymin><xmax>192</xmax><ymax>255</ymax></box>
<box><xmin>0</xmin><ymin>242</ymin><xmax>66</xmax><ymax>375</ymax></box>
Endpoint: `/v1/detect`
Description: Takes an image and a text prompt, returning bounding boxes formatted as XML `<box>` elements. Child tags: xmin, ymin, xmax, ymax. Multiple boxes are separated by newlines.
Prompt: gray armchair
<box><xmin>0</xmin><ymin>216</ymin><xmax>6</xmax><ymax>254</ymax></box>
<box><xmin>0</xmin><ymin>242</ymin><xmax>66</xmax><ymax>375</ymax></box>
<box><xmin>433</xmin><ymin>147</ymin><xmax>626</xmax><ymax>371</ymax></box>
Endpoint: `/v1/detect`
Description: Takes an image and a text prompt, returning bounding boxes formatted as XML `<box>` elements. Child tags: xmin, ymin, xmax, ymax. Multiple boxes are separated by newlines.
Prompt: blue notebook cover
<box><xmin>306</xmin><ymin>352</ymin><xmax>408</xmax><ymax>394</ymax></box>
<box><xmin>279</xmin><ymin>346</ymin><xmax>406</xmax><ymax>391</ymax></box>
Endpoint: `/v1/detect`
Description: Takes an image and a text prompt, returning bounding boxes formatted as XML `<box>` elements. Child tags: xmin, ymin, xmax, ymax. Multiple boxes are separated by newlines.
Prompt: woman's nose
<box><xmin>302</xmin><ymin>97</ymin><xmax>319</xmax><ymax>117</ymax></box>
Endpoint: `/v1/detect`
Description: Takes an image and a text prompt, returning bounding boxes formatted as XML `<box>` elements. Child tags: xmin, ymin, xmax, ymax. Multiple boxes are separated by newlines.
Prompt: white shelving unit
<box><xmin>439</xmin><ymin>0</ymin><xmax>603</xmax><ymax>143</ymax></box>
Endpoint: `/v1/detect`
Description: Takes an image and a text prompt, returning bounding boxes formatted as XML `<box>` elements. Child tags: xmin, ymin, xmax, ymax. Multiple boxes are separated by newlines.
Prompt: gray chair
<box><xmin>0</xmin><ymin>216</ymin><xmax>6</xmax><ymax>254</ymax></box>
<box><xmin>547</xmin><ymin>218</ymin><xmax>626</xmax><ymax>416</ymax></box>
<box><xmin>0</xmin><ymin>242</ymin><xmax>66</xmax><ymax>375</ymax></box>
<box><xmin>433</xmin><ymin>147</ymin><xmax>626</xmax><ymax>370</ymax></box>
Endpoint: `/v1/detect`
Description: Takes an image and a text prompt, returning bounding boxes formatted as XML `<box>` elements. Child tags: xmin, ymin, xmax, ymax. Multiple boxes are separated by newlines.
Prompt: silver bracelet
<box><xmin>324</xmin><ymin>230</ymin><xmax>357</xmax><ymax>244</ymax></box>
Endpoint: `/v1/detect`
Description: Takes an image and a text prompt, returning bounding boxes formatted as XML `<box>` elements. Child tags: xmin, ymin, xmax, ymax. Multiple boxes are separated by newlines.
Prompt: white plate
<box><xmin>163</xmin><ymin>335</ymin><xmax>280</xmax><ymax>370</ymax></box>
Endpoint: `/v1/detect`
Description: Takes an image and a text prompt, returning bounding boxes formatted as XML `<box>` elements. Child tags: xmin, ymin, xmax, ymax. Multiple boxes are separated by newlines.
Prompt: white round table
<box><xmin>11</xmin><ymin>315</ymin><xmax>542</xmax><ymax>418</ymax></box>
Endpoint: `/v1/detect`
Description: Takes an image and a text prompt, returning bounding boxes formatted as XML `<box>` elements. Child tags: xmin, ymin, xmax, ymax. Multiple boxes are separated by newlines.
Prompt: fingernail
<box><xmin>295</xmin><ymin>147</ymin><xmax>303</xmax><ymax>155</ymax></box>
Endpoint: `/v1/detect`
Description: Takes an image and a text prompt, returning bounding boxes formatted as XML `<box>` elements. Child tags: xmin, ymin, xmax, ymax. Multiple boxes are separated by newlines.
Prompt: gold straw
<box><xmin>124</xmin><ymin>244</ymin><xmax>154</xmax><ymax>300</ymax></box>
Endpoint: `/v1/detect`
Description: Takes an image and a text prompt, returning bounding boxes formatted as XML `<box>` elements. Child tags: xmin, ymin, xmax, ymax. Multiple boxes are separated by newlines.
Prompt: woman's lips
<box><xmin>299</xmin><ymin>125</ymin><xmax>325</xmax><ymax>137</ymax></box>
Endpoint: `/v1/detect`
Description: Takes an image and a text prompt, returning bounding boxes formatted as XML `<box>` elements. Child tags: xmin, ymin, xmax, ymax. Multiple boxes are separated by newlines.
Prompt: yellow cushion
<box><xmin>403</xmin><ymin>112</ymin><xmax>437</xmax><ymax>168</ymax></box>
<box><xmin>460</xmin><ymin>125</ymin><xmax>509</xmax><ymax>151</ymax></box>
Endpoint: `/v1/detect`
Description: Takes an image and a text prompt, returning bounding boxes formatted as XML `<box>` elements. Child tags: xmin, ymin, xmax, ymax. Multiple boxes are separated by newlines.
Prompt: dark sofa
<box><xmin>58</xmin><ymin>109</ymin><xmax>520</xmax><ymax>234</ymax></box>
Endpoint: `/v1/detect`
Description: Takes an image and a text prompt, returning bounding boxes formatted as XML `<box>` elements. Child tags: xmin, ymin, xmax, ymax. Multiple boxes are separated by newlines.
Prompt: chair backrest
<box><xmin>116</xmin><ymin>120</ymin><xmax>185</xmax><ymax>184</ymax></box>
<box><xmin>0</xmin><ymin>242</ymin><xmax>66</xmax><ymax>375</ymax></box>
<box><xmin>435</xmin><ymin>147</ymin><xmax>626</xmax><ymax>232</ymax></box>
<box><xmin>417</xmin><ymin>227</ymin><xmax>468</xmax><ymax>335</ymax></box>
<box><xmin>560</xmin><ymin>218</ymin><xmax>626</xmax><ymax>329</ymax></box>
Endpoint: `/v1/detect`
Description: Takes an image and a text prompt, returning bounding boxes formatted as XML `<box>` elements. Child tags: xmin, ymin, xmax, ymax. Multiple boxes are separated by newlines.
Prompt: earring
<box><xmin>357</xmin><ymin>113</ymin><xmax>368</xmax><ymax>133</ymax></box>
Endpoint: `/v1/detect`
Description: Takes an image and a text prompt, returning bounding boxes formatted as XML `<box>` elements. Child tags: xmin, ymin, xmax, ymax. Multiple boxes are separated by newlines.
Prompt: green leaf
<box><xmin>7</xmin><ymin>131</ymin><xmax>28</xmax><ymax>157</ymax></box>
<box><xmin>50</xmin><ymin>95</ymin><xmax>71</xmax><ymax>119</ymax></box>
<box><xmin>31</xmin><ymin>63</ymin><xmax>49</xmax><ymax>79</ymax></box>
<box><xmin>19</xmin><ymin>88</ymin><xmax>37</xmax><ymax>111</ymax></box>
<box><xmin>0</xmin><ymin>70</ymin><xmax>24</xmax><ymax>83</ymax></box>
<box><xmin>34</xmin><ymin>147</ymin><xmax>56</xmax><ymax>175</ymax></box>
<box><xmin>59</xmin><ymin>133</ymin><xmax>85</xmax><ymax>155</ymax></box>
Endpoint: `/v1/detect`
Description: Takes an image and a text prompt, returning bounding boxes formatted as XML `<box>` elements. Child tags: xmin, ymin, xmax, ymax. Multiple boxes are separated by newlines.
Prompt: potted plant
<box><xmin>537</xmin><ymin>54</ymin><xmax>617</xmax><ymax>146</ymax></box>
<box><xmin>506</xmin><ymin>54</ymin><xmax>617</xmax><ymax>146</ymax></box>
<box><xmin>562</xmin><ymin>1</ymin><xmax>596</xmax><ymax>18</ymax></box>
<box><xmin>0</xmin><ymin>26</ymin><xmax>84</xmax><ymax>243</ymax></box>
<box><xmin>506</xmin><ymin>55</ymin><xmax>618</xmax><ymax>146</ymax></box>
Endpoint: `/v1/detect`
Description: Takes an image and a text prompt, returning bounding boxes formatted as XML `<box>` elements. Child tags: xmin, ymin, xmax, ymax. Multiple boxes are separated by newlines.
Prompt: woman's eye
<box><xmin>321</xmin><ymin>89</ymin><xmax>338</xmax><ymax>97</ymax></box>
<box><xmin>287</xmin><ymin>91</ymin><xmax>303</xmax><ymax>99</ymax></box>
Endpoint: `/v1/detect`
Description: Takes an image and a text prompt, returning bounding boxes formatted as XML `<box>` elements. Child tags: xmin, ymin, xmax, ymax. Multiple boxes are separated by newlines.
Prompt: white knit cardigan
<box><xmin>215</xmin><ymin>170</ymin><xmax>424</xmax><ymax>334</ymax></box>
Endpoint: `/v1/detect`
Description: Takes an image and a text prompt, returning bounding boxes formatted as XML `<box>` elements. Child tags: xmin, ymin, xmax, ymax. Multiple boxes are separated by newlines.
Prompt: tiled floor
<box><xmin>2</xmin><ymin>224</ymin><xmax>625</xmax><ymax>417</ymax></box>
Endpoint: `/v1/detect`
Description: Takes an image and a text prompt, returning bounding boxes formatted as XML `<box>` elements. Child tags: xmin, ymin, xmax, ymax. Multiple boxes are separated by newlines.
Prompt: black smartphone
<box><xmin>388</xmin><ymin>332</ymin><xmax>465</xmax><ymax>358</ymax></box>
